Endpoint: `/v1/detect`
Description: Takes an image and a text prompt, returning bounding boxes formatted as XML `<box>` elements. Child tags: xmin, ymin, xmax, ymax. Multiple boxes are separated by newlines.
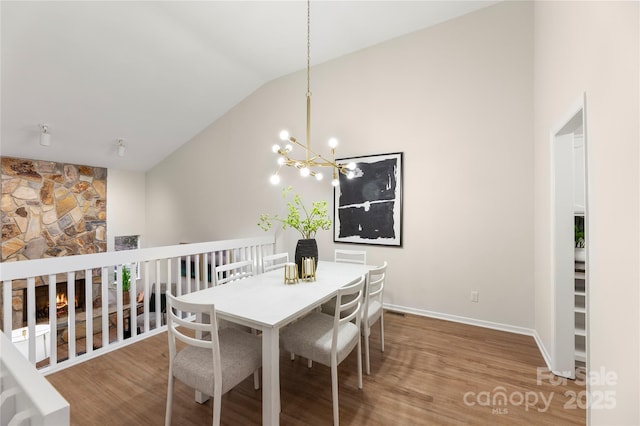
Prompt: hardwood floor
<box><xmin>46</xmin><ymin>312</ymin><xmax>585</xmax><ymax>425</ymax></box>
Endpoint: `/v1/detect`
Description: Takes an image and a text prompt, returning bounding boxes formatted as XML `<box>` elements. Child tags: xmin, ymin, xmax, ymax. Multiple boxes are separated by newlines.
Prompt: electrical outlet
<box><xmin>471</xmin><ymin>291</ymin><xmax>479</xmax><ymax>303</ymax></box>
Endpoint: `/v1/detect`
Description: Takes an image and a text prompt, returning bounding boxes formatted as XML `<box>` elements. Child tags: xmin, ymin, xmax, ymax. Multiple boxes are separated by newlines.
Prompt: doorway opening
<box><xmin>552</xmin><ymin>94</ymin><xmax>588</xmax><ymax>379</ymax></box>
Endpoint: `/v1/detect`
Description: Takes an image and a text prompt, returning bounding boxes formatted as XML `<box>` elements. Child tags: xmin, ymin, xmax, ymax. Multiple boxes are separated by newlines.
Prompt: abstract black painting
<box><xmin>334</xmin><ymin>152</ymin><xmax>403</xmax><ymax>246</ymax></box>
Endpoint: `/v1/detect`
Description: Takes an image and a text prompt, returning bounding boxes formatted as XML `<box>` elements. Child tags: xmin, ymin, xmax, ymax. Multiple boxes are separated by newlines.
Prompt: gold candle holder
<box><xmin>300</xmin><ymin>257</ymin><xmax>316</xmax><ymax>281</ymax></box>
<box><xmin>284</xmin><ymin>262</ymin><xmax>299</xmax><ymax>284</ymax></box>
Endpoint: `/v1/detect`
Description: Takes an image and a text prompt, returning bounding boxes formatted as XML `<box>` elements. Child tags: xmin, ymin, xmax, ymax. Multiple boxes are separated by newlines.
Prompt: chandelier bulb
<box><xmin>277</xmin><ymin>157</ymin><xmax>286</xmax><ymax>165</ymax></box>
<box><xmin>279</xmin><ymin>130</ymin><xmax>290</xmax><ymax>141</ymax></box>
<box><xmin>315</xmin><ymin>172</ymin><xmax>323</xmax><ymax>181</ymax></box>
<box><xmin>328</xmin><ymin>138</ymin><xmax>338</xmax><ymax>148</ymax></box>
<box><xmin>331</xmin><ymin>178</ymin><xmax>340</xmax><ymax>187</ymax></box>
<box><xmin>272</xmin><ymin>144</ymin><xmax>281</xmax><ymax>153</ymax></box>
<box><xmin>270</xmin><ymin>174</ymin><xmax>281</xmax><ymax>185</ymax></box>
<box><xmin>347</xmin><ymin>171</ymin><xmax>355</xmax><ymax>179</ymax></box>
<box><xmin>347</xmin><ymin>162</ymin><xmax>356</xmax><ymax>171</ymax></box>
<box><xmin>300</xmin><ymin>167</ymin><xmax>310</xmax><ymax>177</ymax></box>
<box><xmin>285</xmin><ymin>144</ymin><xmax>293</xmax><ymax>152</ymax></box>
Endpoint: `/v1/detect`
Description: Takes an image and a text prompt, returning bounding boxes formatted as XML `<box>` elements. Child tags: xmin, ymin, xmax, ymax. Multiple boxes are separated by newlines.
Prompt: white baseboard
<box><xmin>383</xmin><ymin>303</ymin><xmax>535</xmax><ymax>336</ymax></box>
<box><xmin>531</xmin><ymin>329</ymin><xmax>554</xmax><ymax>371</ymax></box>
<box><xmin>383</xmin><ymin>303</ymin><xmax>555</xmax><ymax>371</ymax></box>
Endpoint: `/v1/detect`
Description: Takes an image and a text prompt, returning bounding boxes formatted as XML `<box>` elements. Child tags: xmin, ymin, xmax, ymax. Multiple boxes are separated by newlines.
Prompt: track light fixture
<box><xmin>117</xmin><ymin>139</ymin><xmax>126</xmax><ymax>157</ymax></box>
<box><xmin>39</xmin><ymin>124</ymin><xmax>51</xmax><ymax>147</ymax></box>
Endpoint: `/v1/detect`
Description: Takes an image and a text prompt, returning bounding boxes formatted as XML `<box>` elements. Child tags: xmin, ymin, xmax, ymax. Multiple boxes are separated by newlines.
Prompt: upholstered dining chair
<box><xmin>262</xmin><ymin>252</ymin><xmax>289</xmax><ymax>273</ymax></box>
<box><xmin>334</xmin><ymin>248</ymin><xmax>367</xmax><ymax>265</ymax></box>
<box><xmin>164</xmin><ymin>293</ymin><xmax>261</xmax><ymax>426</ymax></box>
<box><xmin>214</xmin><ymin>259</ymin><xmax>254</xmax><ymax>286</ymax></box>
<box><xmin>281</xmin><ymin>275</ymin><xmax>365</xmax><ymax>425</ymax></box>
<box><xmin>362</xmin><ymin>261</ymin><xmax>387</xmax><ymax>375</ymax></box>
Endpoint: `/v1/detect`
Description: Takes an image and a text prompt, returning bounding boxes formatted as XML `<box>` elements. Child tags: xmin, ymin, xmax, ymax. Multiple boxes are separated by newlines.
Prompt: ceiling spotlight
<box><xmin>39</xmin><ymin>124</ymin><xmax>51</xmax><ymax>147</ymax></box>
<box><xmin>117</xmin><ymin>139</ymin><xmax>126</xmax><ymax>157</ymax></box>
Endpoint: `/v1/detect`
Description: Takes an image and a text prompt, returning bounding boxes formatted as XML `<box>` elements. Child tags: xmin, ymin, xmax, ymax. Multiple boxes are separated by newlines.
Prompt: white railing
<box><xmin>0</xmin><ymin>330</ymin><xmax>70</xmax><ymax>425</ymax></box>
<box><xmin>0</xmin><ymin>236</ymin><xmax>275</xmax><ymax>374</ymax></box>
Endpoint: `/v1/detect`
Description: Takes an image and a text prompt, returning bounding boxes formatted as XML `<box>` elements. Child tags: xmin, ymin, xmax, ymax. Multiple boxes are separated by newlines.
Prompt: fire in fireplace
<box><xmin>55</xmin><ymin>292</ymin><xmax>77</xmax><ymax>317</ymax></box>
<box><xmin>23</xmin><ymin>280</ymin><xmax>87</xmax><ymax>324</ymax></box>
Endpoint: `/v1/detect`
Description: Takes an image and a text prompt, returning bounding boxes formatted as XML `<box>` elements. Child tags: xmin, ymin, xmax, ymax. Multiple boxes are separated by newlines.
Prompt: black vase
<box><xmin>295</xmin><ymin>239</ymin><xmax>318</xmax><ymax>276</ymax></box>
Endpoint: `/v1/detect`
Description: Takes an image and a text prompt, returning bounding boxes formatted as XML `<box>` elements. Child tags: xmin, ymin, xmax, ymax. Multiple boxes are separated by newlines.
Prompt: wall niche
<box><xmin>1</xmin><ymin>157</ymin><xmax>107</xmax><ymax>261</ymax></box>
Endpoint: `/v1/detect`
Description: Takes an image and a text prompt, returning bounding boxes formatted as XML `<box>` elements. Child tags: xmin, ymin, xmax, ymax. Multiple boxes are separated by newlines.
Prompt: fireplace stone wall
<box><xmin>1</xmin><ymin>157</ymin><xmax>107</xmax><ymax>329</ymax></box>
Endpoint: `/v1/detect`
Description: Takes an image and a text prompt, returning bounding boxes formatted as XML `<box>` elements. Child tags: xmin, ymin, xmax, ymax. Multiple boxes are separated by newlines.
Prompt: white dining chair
<box><xmin>164</xmin><ymin>293</ymin><xmax>261</xmax><ymax>426</ymax></box>
<box><xmin>334</xmin><ymin>249</ymin><xmax>367</xmax><ymax>265</ymax></box>
<box><xmin>262</xmin><ymin>252</ymin><xmax>289</xmax><ymax>273</ymax></box>
<box><xmin>281</xmin><ymin>275</ymin><xmax>365</xmax><ymax>425</ymax></box>
<box><xmin>214</xmin><ymin>259</ymin><xmax>254</xmax><ymax>286</ymax></box>
<box><xmin>321</xmin><ymin>249</ymin><xmax>367</xmax><ymax>316</ymax></box>
<box><xmin>362</xmin><ymin>261</ymin><xmax>387</xmax><ymax>375</ymax></box>
<box><xmin>214</xmin><ymin>260</ymin><xmax>255</xmax><ymax>333</ymax></box>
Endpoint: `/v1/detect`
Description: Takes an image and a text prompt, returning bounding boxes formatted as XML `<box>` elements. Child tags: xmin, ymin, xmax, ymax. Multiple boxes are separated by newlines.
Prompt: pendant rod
<box><xmin>305</xmin><ymin>0</ymin><xmax>311</xmax><ymax>163</ymax></box>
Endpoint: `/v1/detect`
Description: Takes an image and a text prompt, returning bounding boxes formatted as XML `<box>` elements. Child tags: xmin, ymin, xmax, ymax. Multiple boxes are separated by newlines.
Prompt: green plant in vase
<box><xmin>258</xmin><ymin>186</ymin><xmax>331</xmax><ymax>239</ymax></box>
<box><xmin>121</xmin><ymin>265</ymin><xmax>131</xmax><ymax>292</ymax></box>
<box><xmin>258</xmin><ymin>186</ymin><xmax>331</xmax><ymax>274</ymax></box>
<box><xmin>574</xmin><ymin>224</ymin><xmax>585</xmax><ymax>248</ymax></box>
<box><xmin>574</xmin><ymin>216</ymin><xmax>586</xmax><ymax>263</ymax></box>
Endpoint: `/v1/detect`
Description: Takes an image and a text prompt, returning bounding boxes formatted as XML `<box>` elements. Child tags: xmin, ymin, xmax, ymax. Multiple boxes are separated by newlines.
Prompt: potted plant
<box><xmin>575</xmin><ymin>218</ymin><xmax>586</xmax><ymax>262</ymax></box>
<box><xmin>118</xmin><ymin>265</ymin><xmax>131</xmax><ymax>306</ymax></box>
<box><xmin>258</xmin><ymin>186</ymin><xmax>331</xmax><ymax>274</ymax></box>
<box><xmin>122</xmin><ymin>265</ymin><xmax>131</xmax><ymax>292</ymax></box>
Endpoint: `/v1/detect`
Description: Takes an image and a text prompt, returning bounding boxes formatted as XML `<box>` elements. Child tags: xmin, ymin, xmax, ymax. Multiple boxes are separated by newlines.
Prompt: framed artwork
<box><xmin>333</xmin><ymin>152</ymin><xmax>403</xmax><ymax>246</ymax></box>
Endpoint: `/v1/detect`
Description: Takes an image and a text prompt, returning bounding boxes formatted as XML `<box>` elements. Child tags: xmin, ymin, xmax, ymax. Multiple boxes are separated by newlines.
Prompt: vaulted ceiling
<box><xmin>1</xmin><ymin>1</ymin><xmax>498</xmax><ymax>171</ymax></box>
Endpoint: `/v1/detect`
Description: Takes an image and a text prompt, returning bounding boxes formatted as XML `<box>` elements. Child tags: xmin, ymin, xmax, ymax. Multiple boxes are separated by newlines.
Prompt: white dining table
<box><xmin>178</xmin><ymin>260</ymin><xmax>372</xmax><ymax>425</ymax></box>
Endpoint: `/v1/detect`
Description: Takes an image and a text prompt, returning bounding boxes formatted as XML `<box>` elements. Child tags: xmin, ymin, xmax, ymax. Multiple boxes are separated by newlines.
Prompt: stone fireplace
<box><xmin>25</xmin><ymin>280</ymin><xmax>87</xmax><ymax>325</ymax></box>
<box><xmin>1</xmin><ymin>156</ymin><xmax>107</xmax><ymax>330</ymax></box>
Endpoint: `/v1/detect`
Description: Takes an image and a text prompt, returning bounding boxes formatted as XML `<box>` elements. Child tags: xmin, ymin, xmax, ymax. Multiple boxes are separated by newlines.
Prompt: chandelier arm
<box><xmin>286</xmin><ymin>137</ymin><xmax>309</xmax><ymax>152</ymax></box>
<box><xmin>282</xmin><ymin>141</ymin><xmax>341</xmax><ymax>170</ymax></box>
<box><xmin>315</xmin><ymin>159</ymin><xmax>349</xmax><ymax>175</ymax></box>
<box><xmin>278</xmin><ymin>147</ymin><xmax>347</xmax><ymax>175</ymax></box>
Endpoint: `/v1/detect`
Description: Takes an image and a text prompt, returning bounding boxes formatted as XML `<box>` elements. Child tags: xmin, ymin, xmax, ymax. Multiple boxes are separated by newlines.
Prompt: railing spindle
<box><xmin>66</xmin><ymin>272</ymin><xmax>76</xmax><ymax>360</ymax></box>
<box><xmin>84</xmin><ymin>269</ymin><xmax>93</xmax><ymax>355</ymax></box>
<box><xmin>129</xmin><ymin>262</ymin><xmax>137</xmax><ymax>339</ymax></box>
<box><xmin>154</xmin><ymin>260</ymin><xmax>161</xmax><ymax>330</ymax></box>
<box><xmin>116</xmin><ymin>266</ymin><xmax>123</xmax><ymax>342</ymax></box>
<box><xmin>3</xmin><ymin>280</ymin><xmax>12</xmax><ymax>336</ymax></box>
<box><xmin>47</xmin><ymin>274</ymin><xmax>57</xmax><ymax>366</ymax></box>
<box><xmin>26</xmin><ymin>277</ymin><xmax>36</xmax><ymax>363</ymax></box>
<box><xmin>101</xmin><ymin>267</ymin><xmax>109</xmax><ymax>349</ymax></box>
<box><xmin>175</xmin><ymin>257</ymin><xmax>181</xmax><ymax>297</ymax></box>
<box><xmin>142</xmin><ymin>261</ymin><xmax>150</xmax><ymax>333</ymax></box>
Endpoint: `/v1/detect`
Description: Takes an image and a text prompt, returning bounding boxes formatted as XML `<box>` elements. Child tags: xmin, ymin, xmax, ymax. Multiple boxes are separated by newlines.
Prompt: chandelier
<box><xmin>269</xmin><ymin>0</ymin><xmax>355</xmax><ymax>187</ymax></box>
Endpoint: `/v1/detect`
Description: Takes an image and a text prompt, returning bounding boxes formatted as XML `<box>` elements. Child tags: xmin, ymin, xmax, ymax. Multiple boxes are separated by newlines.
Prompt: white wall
<box><xmin>146</xmin><ymin>1</ymin><xmax>534</xmax><ymax>329</ymax></box>
<box><xmin>106</xmin><ymin>168</ymin><xmax>146</xmax><ymax>250</ymax></box>
<box><xmin>533</xmin><ymin>1</ymin><xmax>639</xmax><ymax>424</ymax></box>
